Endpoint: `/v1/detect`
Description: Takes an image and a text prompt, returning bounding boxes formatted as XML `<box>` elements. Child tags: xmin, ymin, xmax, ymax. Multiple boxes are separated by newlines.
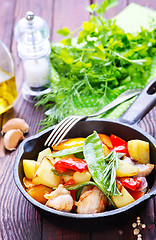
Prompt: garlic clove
<box><xmin>4</xmin><ymin>129</ymin><xmax>24</xmax><ymax>151</ymax></box>
<box><xmin>2</xmin><ymin>118</ymin><xmax>29</xmax><ymax>134</ymax></box>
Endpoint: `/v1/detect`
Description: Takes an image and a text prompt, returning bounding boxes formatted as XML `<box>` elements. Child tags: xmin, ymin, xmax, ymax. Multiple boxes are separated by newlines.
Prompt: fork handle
<box><xmin>88</xmin><ymin>90</ymin><xmax>140</xmax><ymax>118</ymax></box>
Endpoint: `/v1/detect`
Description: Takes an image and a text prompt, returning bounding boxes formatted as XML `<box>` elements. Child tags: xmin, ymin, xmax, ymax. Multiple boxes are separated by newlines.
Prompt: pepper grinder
<box><xmin>14</xmin><ymin>11</ymin><xmax>51</xmax><ymax>101</ymax></box>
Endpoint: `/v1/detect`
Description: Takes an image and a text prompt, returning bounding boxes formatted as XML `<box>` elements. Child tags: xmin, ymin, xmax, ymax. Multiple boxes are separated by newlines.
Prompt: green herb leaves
<box><xmin>36</xmin><ymin>0</ymin><xmax>156</xmax><ymax>129</ymax></box>
<box><xmin>103</xmin><ymin>151</ymin><xmax>121</xmax><ymax>196</ymax></box>
<box><xmin>57</xmin><ymin>27</ymin><xmax>70</xmax><ymax>36</ymax></box>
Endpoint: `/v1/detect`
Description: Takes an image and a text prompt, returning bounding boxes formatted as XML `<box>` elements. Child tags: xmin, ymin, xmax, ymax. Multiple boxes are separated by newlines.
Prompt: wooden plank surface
<box><xmin>95</xmin><ymin>0</ymin><xmax>127</xmax><ymax>18</ymax></box>
<box><xmin>0</xmin><ymin>0</ymin><xmax>156</xmax><ymax>239</ymax></box>
<box><xmin>0</xmin><ymin>1</ymin><xmax>54</xmax><ymax>239</ymax></box>
<box><xmin>52</xmin><ymin>0</ymin><xmax>90</xmax><ymax>42</ymax></box>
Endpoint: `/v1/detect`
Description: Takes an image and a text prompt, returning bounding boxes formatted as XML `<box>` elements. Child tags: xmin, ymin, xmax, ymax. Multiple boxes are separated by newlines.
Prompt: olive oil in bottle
<box><xmin>0</xmin><ymin>67</ymin><xmax>17</xmax><ymax>114</ymax></box>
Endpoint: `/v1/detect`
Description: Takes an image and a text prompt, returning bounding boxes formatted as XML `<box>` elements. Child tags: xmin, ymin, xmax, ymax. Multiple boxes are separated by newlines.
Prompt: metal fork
<box><xmin>45</xmin><ymin>89</ymin><xmax>141</xmax><ymax>147</ymax></box>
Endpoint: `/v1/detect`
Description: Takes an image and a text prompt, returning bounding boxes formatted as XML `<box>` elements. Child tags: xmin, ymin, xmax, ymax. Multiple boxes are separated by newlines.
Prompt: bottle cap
<box><xmin>14</xmin><ymin>11</ymin><xmax>50</xmax><ymax>58</ymax></box>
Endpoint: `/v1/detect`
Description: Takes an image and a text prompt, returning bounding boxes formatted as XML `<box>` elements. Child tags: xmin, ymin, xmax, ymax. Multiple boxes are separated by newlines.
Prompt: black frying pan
<box><xmin>14</xmin><ymin>78</ymin><xmax>156</xmax><ymax>226</ymax></box>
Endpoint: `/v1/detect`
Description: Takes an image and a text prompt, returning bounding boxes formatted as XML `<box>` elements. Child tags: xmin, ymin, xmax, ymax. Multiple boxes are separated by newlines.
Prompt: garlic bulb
<box><xmin>2</xmin><ymin>118</ymin><xmax>29</xmax><ymax>134</ymax></box>
<box><xmin>4</xmin><ymin>129</ymin><xmax>24</xmax><ymax>151</ymax></box>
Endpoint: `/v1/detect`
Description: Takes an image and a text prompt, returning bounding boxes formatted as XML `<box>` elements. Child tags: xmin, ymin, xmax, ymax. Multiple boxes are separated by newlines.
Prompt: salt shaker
<box><xmin>14</xmin><ymin>11</ymin><xmax>51</xmax><ymax>101</ymax></box>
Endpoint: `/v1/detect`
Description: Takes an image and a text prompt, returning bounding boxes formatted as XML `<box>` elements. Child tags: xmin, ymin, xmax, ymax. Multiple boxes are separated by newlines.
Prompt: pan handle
<box><xmin>149</xmin><ymin>189</ymin><xmax>156</xmax><ymax>198</ymax></box>
<box><xmin>119</xmin><ymin>78</ymin><xmax>156</xmax><ymax>125</ymax></box>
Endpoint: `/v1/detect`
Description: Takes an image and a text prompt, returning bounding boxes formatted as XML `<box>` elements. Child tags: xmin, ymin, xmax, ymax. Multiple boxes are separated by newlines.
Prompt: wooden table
<box><xmin>0</xmin><ymin>0</ymin><xmax>155</xmax><ymax>239</ymax></box>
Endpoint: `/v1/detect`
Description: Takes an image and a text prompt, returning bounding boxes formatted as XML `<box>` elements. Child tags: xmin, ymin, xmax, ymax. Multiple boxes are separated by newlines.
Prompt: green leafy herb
<box><xmin>57</xmin><ymin>27</ymin><xmax>70</xmax><ymax>36</ymax></box>
<box><xmin>102</xmin><ymin>151</ymin><xmax>121</xmax><ymax>196</ymax></box>
<box><xmin>36</xmin><ymin>0</ymin><xmax>156</xmax><ymax>129</ymax></box>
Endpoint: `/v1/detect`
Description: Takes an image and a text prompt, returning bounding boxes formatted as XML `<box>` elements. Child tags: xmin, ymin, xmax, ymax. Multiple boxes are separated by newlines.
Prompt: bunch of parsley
<box><xmin>36</xmin><ymin>0</ymin><xmax>156</xmax><ymax>129</ymax></box>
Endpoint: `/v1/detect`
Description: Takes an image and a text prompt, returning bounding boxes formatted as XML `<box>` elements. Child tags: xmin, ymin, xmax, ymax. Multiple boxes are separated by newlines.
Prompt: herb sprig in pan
<box><xmin>83</xmin><ymin>131</ymin><xmax>120</xmax><ymax>203</ymax></box>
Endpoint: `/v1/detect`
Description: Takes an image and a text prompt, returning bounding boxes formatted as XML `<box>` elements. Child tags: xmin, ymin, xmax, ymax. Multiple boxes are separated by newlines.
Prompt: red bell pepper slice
<box><xmin>98</xmin><ymin>133</ymin><xmax>113</xmax><ymax>148</ymax></box>
<box><xmin>110</xmin><ymin>134</ymin><xmax>129</xmax><ymax>155</ymax></box>
<box><xmin>110</xmin><ymin>134</ymin><xmax>127</xmax><ymax>147</ymax></box>
<box><xmin>54</xmin><ymin>157</ymin><xmax>88</xmax><ymax>173</ymax></box>
<box><xmin>64</xmin><ymin>179</ymin><xmax>75</xmax><ymax>186</ymax></box>
<box><xmin>111</xmin><ymin>145</ymin><xmax>128</xmax><ymax>154</ymax></box>
<box><xmin>119</xmin><ymin>177</ymin><xmax>141</xmax><ymax>191</ymax></box>
<box><xmin>126</xmin><ymin>189</ymin><xmax>144</xmax><ymax>200</ymax></box>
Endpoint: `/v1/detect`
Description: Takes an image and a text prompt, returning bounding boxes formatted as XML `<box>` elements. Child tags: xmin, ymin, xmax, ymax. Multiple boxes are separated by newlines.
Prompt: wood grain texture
<box><xmin>93</xmin><ymin>0</ymin><xmax>127</xmax><ymax>18</ymax></box>
<box><xmin>0</xmin><ymin>0</ymin><xmax>16</xmax><ymax>48</ymax></box>
<box><xmin>0</xmin><ymin>0</ymin><xmax>156</xmax><ymax>239</ymax></box>
<box><xmin>128</xmin><ymin>0</ymin><xmax>156</xmax><ymax>9</ymax></box>
<box><xmin>52</xmin><ymin>0</ymin><xmax>90</xmax><ymax>42</ymax></box>
<box><xmin>42</xmin><ymin>217</ymin><xmax>90</xmax><ymax>240</ymax></box>
<box><xmin>138</xmin><ymin>107</ymin><xmax>156</xmax><ymax>138</ymax></box>
<box><xmin>0</xmin><ymin>0</ymin><xmax>53</xmax><ymax>239</ymax></box>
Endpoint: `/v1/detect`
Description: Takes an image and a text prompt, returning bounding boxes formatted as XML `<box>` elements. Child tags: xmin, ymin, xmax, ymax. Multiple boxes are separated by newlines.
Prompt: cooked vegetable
<box><xmin>26</xmin><ymin>185</ymin><xmax>52</xmax><ymax>204</ymax></box>
<box><xmin>116</xmin><ymin>160</ymin><xmax>139</xmax><ymax>177</ymax></box>
<box><xmin>52</xmin><ymin>168</ymin><xmax>75</xmax><ymax>177</ymax></box>
<box><xmin>128</xmin><ymin>139</ymin><xmax>150</xmax><ymax>164</ymax></box>
<box><xmin>23</xmin><ymin>131</ymin><xmax>154</xmax><ymax>214</ymax></box>
<box><xmin>64</xmin><ymin>181</ymin><xmax>97</xmax><ymax>192</ymax></box>
<box><xmin>51</xmin><ymin>145</ymin><xmax>83</xmax><ymax>157</ymax></box>
<box><xmin>83</xmin><ymin>131</ymin><xmax>120</xmax><ymax>205</ymax></box>
<box><xmin>37</xmin><ymin>148</ymin><xmax>52</xmax><ymax>162</ymax></box>
<box><xmin>102</xmin><ymin>143</ymin><xmax>111</xmax><ymax>156</ymax></box>
<box><xmin>53</xmin><ymin>138</ymin><xmax>85</xmax><ymax>151</ymax></box>
<box><xmin>53</xmin><ymin>156</ymin><xmax>88</xmax><ymax>173</ymax></box>
<box><xmin>111</xmin><ymin>185</ymin><xmax>135</xmax><ymax>208</ymax></box>
<box><xmin>32</xmin><ymin>157</ymin><xmax>60</xmax><ymax>188</ymax></box>
<box><xmin>120</xmin><ymin>156</ymin><xmax>154</xmax><ymax>177</ymax></box>
<box><xmin>118</xmin><ymin>177</ymin><xmax>141</xmax><ymax>191</ymax></box>
<box><xmin>73</xmin><ymin>171</ymin><xmax>91</xmax><ymax>184</ymax></box>
<box><xmin>98</xmin><ymin>134</ymin><xmax>113</xmax><ymax>148</ymax></box>
<box><xmin>23</xmin><ymin>160</ymin><xmax>39</xmax><ymax>179</ymax></box>
<box><xmin>64</xmin><ymin>179</ymin><xmax>75</xmax><ymax>186</ymax></box>
<box><xmin>23</xmin><ymin>177</ymin><xmax>35</xmax><ymax>188</ymax></box>
<box><xmin>126</xmin><ymin>189</ymin><xmax>144</xmax><ymax>200</ymax></box>
<box><xmin>110</xmin><ymin>134</ymin><xmax>129</xmax><ymax>155</ymax></box>
<box><xmin>110</xmin><ymin>134</ymin><xmax>127</xmax><ymax>147</ymax></box>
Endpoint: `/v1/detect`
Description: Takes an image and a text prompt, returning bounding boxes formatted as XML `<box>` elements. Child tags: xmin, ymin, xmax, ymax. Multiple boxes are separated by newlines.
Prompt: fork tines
<box><xmin>44</xmin><ymin>116</ymin><xmax>81</xmax><ymax>147</ymax></box>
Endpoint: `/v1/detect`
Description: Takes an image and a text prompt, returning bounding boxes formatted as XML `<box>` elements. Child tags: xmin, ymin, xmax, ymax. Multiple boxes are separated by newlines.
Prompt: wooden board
<box><xmin>0</xmin><ymin>0</ymin><xmax>155</xmax><ymax>239</ymax></box>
